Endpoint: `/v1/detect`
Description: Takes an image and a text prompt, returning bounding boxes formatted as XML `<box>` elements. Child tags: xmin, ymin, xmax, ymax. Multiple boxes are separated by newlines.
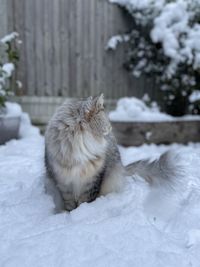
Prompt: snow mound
<box><xmin>4</xmin><ymin>102</ymin><xmax>22</xmax><ymax>117</ymax></box>
<box><xmin>109</xmin><ymin>97</ymin><xmax>200</xmax><ymax>122</ymax></box>
<box><xmin>109</xmin><ymin>97</ymin><xmax>173</xmax><ymax>122</ymax></box>
<box><xmin>3</xmin><ymin>102</ymin><xmax>40</xmax><ymax>138</ymax></box>
<box><xmin>1</xmin><ymin>115</ymin><xmax>200</xmax><ymax>266</ymax></box>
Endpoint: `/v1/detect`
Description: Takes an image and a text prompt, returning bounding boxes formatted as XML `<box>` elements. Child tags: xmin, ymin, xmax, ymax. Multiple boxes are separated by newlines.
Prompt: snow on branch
<box><xmin>108</xmin><ymin>0</ymin><xmax>200</xmax><ymax>116</ymax></box>
<box><xmin>0</xmin><ymin>32</ymin><xmax>21</xmax><ymax>110</ymax></box>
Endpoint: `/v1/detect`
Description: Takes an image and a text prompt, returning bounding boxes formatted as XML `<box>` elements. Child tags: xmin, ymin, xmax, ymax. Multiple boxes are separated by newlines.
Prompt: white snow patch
<box><xmin>106</xmin><ymin>34</ymin><xmax>130</xmax><ymax>50</ymax></box>
<box><xmin>109</xmin><ymin>0</ymin><xmax>165</xmax><ymax>13</ymax></box>
<box><xmin>19</xmin><ymin>112</ymin><xmax>40</xmax><ymax>138</ymax></box>
<box><xmin>189</xmin><ymin>90</ymin><xmax>200</xmax><ymax>103</ymax></box>
<box><xmin>16</xmin><ymin>80</ymin><xmax>22</xmax><ymax>88</ymax></box>
<box><xmin>3</xmin><ymin>102</ymin><xmax>22</xmax><ymax>117</ymax></box>
<box><xmin>187</xmin><ymin>229</ymin><xmax>200</xmax><ymax>248</ymax></box>
<box><xmin>0</xmin><ymin>32</ymin><xmax>19</xmax><ymax>43</ymax></box>
<box><xmin>109</xmin><ymin>97</ymin><xmax>173</xmax><ymax>121</ymax></box>
<box><xmin>109</xmin><ymin>97</ymin><xmax>200</xmax><ymax>122</ymax></box>
<box><xmin>151</xmin><ymin>1</ymin><xmax>189</xmax><ymax>60</ymax></box>
<box><xmin>1</xmin><ymin>102</ymin><xmax>40</xmax><ymax>138</ymax></box>
<box><xmin>2</xmin><ymin>63</ymin><xmax>15</xmax><ymax>78</ymax></box>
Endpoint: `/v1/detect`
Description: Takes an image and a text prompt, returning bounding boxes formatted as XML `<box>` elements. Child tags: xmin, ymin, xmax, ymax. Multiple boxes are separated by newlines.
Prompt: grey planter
<box><xmin>111</xmin><ymin>120</ymin><xmax>200</xmax><ymax>146</ymax></box>
<box><xmin>0</xmin><ymin>115</ymin><xmax>21</xmax><ymax>145</ymax></box>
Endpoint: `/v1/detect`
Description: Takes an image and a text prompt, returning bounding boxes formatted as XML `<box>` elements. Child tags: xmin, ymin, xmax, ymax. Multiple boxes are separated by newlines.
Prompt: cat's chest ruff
<box><xmin>57</xmin><ymin>156</ymin><xmax>104</xmax><ymax>188</ymax></box>
<box><xmin>58</xmin><ymin>134</ymin><xmax>106</xmax><ymax>184</ymax></box>
<box><xmin>70</xmin><ymin>156</ymin><xmax>104</xmax><ymax>179</ymax></box>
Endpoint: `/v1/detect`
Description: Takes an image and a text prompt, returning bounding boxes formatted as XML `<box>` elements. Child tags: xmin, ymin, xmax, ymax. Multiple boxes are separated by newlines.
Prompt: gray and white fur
<box><xmin>45</xmin><ymin>94</ymin><xmax>182</xmax><ymax>211</ymax></box>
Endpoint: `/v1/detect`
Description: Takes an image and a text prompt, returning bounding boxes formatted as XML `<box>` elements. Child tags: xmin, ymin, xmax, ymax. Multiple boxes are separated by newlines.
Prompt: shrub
<box><xmin>0</xmin><ymin>32</ymin><xmax>20</xmax><ymax>113</ymax></box>
<box><xmin>108</xmin><ymin>0</ymin><xmax>200</xmax><ymax>116</ymax></box>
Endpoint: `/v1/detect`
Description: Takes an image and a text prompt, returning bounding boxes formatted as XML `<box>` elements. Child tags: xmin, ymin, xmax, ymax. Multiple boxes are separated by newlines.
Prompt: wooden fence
<box><xmin>2</xmin><ymin>0</ymin><xmax>158</xmax><ymax>124</ymax></box>
<box><xmin>6</xmin><ymin>0</ymin><xmax>158</xmax><ymax>98</ymax></box>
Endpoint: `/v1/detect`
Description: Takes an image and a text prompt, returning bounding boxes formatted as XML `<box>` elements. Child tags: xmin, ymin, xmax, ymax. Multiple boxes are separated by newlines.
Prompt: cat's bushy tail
<box><xmin>125</xmin><ymin>151</ymin><xmax>185</xmax><ymax>189</ymax></box>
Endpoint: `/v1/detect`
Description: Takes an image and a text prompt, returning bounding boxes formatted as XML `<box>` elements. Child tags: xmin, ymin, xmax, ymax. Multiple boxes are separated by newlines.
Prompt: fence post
<box><xmin>0</xmin><ymin>0</ymin><xmax>8</xmax><ymax>38</ymax></box>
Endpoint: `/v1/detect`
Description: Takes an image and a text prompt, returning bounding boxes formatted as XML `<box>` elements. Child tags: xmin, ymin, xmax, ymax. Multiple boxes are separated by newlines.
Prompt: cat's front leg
<box><xmin>63</xmin><ymin>199</ymin><xmax>78</xmax><ymax>211</ymax></box>
<box><xmin>60</xmin><ymin>187</ymin><xmax>78</xmax><ymax>212</ymax></box>
<box><xmin>78</xmin><ymin>182</ymin><xmax>100</xmax><ymax>206</ymax></box>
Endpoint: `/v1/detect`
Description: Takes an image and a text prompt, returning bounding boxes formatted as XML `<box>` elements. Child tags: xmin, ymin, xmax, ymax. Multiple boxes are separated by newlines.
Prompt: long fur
<box><xmin>45</xmin><ymin>95</ymin><xmax>184</xmax><ymax>212</ymax></box>
<box><xmin>45</xmin><ymin>95</ymin><xmax>124</xmax><ymax>211</ymax></box>
<box><xmin>125</xmin><ymin>150</ymin><xmax>185</xmax><ymax>189</ymax></box>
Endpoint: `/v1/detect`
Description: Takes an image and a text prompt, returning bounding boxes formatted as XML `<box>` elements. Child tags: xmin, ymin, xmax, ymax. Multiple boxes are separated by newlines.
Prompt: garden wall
<box><xmin>111</xmin><ymin>121</ymin><xmax>200</xmax><ymax>146</ymax></box>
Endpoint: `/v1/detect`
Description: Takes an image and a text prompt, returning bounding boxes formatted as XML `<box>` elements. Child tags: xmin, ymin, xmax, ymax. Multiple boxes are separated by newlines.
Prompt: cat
<box><xmin>45</xmin><ymin>94</ymin><xmax>182</xmax><ymax>211</ymax></box>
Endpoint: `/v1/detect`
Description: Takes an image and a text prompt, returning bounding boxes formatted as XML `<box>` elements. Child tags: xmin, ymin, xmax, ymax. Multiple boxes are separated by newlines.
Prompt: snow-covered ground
<box><xmin>1</xmin><ymin>108</ymin><xmax>200</xmax><ymax>267</ymax></box>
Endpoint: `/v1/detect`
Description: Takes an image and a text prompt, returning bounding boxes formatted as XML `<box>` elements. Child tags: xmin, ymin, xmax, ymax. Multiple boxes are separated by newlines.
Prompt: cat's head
<box><xmin>56</xmin><ymin>94</ymin><xmax>112</xmax><ymax>141</ymax></box>
<box><xmin>80</xmin><ymin>94</ymin><xmax>112</xmax><ymax>138</ymax></box>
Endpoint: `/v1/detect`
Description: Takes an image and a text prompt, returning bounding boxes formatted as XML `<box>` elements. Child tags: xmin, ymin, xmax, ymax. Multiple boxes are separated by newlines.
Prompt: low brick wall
<box><xmin>111</xmin><ymin>121</ymin><xmax>200</xmax><ymax>146</ymax></box>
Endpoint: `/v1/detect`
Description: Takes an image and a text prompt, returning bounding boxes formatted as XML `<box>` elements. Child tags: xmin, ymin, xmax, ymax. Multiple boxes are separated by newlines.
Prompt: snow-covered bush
<box><xmin>189</xmin><ymin>90</ymin><xmax>200</xmax><ymax>114</ymax></box>
<box><xmin>0</xmin><ymin>32</ymin><xmax>20</xmax><ymax>113</ymax></box>
<box><xmin>108</xmin><ymin>0</ymin><xmax>200</xmax><ymax>116</ymax></box>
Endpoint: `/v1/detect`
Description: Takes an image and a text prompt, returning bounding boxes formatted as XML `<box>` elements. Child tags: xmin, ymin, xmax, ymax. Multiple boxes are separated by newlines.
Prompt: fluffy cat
<box><xmin>45</xmin><ymin>94</ymin><xmax>182</xmax><ymax>211</ymax></box>
<box><xmin>45</xmin><ymin>95</ymin><xmax>125</xmax><ymax>211</ymax></box>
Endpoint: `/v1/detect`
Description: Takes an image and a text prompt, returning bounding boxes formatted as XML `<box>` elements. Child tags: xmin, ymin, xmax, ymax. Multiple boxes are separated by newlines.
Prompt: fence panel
<box><xmin>6</xmin><ymin>0</ymin><xmax>158</xmax><ymax>100</ymax></box>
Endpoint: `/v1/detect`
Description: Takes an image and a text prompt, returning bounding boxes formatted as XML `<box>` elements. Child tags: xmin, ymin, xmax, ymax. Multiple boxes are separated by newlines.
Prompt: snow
<box><xmin>106</xmin><ymin>35</ymin><xmax>130</xmax><ymax>50</ymax></box>
<box><xmin>0</xmin><ymin>32</ymin><xmax>19</xmax><ymax>44</ymax></box>
<box><xmin>2</xmin><ymin>63</ymin><xmax>15</xmax><ymax>78</ymax></box>
<box><xmin>150</xmin><ymin>0</ymin><xmax>200</xmax><ymax>77</ymax></box>
<box><xmin>189</xmin><ymin>90</ymin><xmax>200</xmax><ymax>103</ymax></box>
<box><xmin>1</xmin><ymin>110</ymin><xmax>200</xmax><ymax>266</ymax></box>
<box><xmin>181</xmin><ymin>24</ymin><xmax>200</xmax><ymax>68</ymax></box>
<box><xmin>16</xmin><ymin>80</ymin><xmax>22</xmax><ymax>89</ymax></box>
<box><xmin>151</xmin><ymin>1</ymin><xmax>189</xmax><ymax>59</ymax></box>
<box><xmin>109</xmin><ymin>0</ymin><xmax>200</xmax><ymax>79</ymax></box>
<box><xmin>0</xmin><ymin>88</ymin><xmax>6</xmax><ymax>96</ymax></box>
<box><xmin>0</xmin><ymin>32</ymin><xmax>20</xmax><ymax>105</ymax></box>
<box><xmin>109</xmin><ymin>97</ymin><xmax>200</xmax><ymax>122</ymax></box>
<box><xmin>109</xmin><ymin>97</ymin><xmax>172</xmax><ymax>121</ymax></box>
<box><xmin>109</xmin><ymin>0</ymin><xmax>165</xmax><ymax>15</ymax></box>
<box><xmin>0</xmin><ymin>63</ymin><xmax>15</xmax><ymax>97</ymax></box>
<box><xmin>3</xmin><ymin>102</ymin><xmax>22</xmax><ymax>117</ymax></box>
<box><xmin>0</xmin><ymin>102</ymin><xmax>40</xmax><ymax>138</ymax></box>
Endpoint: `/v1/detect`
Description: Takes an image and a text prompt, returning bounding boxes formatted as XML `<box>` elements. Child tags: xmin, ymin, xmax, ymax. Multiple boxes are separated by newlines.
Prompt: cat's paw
<box><xmin>64</xmin><ymin>200</ymin><xmax>78</xmax><ymax>212</ymax></box>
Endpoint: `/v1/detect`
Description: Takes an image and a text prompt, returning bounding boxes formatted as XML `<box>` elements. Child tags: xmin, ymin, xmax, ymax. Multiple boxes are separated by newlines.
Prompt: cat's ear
<box><xmin>95</xmin><ymin>93</ymin><xmax>104</xmax><ymax>109</ymax></box>
<box><xmin>83</xmin><ymin>96</ymin><xmax>95</xmax><ymax>121</ymax></box>
<box><xmin>86</xmin><ymin>96</ymin><xmax>93</xmax><ymax>102</ymax></box>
